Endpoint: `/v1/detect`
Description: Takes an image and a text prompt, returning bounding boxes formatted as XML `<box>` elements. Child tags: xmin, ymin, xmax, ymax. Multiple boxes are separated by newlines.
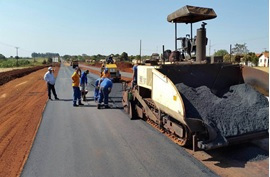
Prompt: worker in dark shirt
<box><xmin>80</xmin><ymin>70</ymin><xmax>89</xmax><ymax>101</ymax></box>
<box><xmin>132</xmin><ymin>62</ymin><xmax>138</xmax><ymax>88</ymax></box>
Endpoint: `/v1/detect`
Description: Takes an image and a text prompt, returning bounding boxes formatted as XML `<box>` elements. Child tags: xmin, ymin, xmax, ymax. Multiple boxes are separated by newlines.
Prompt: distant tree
<box><xmin>234</xmin><ymin>55</ymin><xmax>241</xmax><ymax>63</ymax></box>
<box><xmin>0</xmin><ymin>54</ymin><xmax>5</xmax><ymax>59</ymax></box>
<box><xmin>47</xmin><ymin>57</ymin><xmax>53</xmax><ymax>63</ymax></box>
<box><xmin>31</xmin><ymin>52</ymin><xmax>60</xmax><ymax>58</ymax></box>
<box><xmin>130</xmin><ymin>55</ymin><xmax>135</xmax><ymax>60</ymax></box>
<box><xmin>135</xmin><ymin>55</ymin><xmax>141</xmax><ymax>60</ymax></box>
<box><xmin>31</xmin><ymin>52</ymin><xmax>38</xmax><ymax>58</ymax></box>
<box><xmin>120</xmin><ymin>52</ymin><xmax>128</xmax><ymax>61</ymax></box>
<box><xmin>223</xmin><ymin>54</ymin><xmax>233</xmax><ymax>62</ymax></box>
<box><xmin>232</xmin><ymin>43</ymin><xmax>249</xmax><ymax>55</ymax></box>
<box><xmin>214</xmin><ymin>49</ymin><xmax>228</xmax><ymax>57</ymax></box>
<box><xmin>63</xmin><ymin>55</ymin><xmax>71</xmax><ymax>60</ymax></box>
<box><xmin>42</xmin><ymin>59</ymin><xmax>47</xmax><ymax>64</ymax></box>
<box><xmin>243</xmin><ymin>52</ymin><xmax>259</xmax><ymax>66</ymax></box>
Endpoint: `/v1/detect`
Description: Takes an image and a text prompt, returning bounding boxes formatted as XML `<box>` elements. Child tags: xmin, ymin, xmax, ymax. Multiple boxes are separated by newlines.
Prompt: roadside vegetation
<box><xmin>0</xmin><ymin>52</ymin><xmax>60</xmax><ymax>68</ymax></box>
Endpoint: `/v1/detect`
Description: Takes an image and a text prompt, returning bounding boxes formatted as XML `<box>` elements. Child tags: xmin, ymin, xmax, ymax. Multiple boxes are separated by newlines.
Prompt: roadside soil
<box><xmin>0</xmin><ymin>66</ymin><xmax>59</xmax><ymax>177</ymax></box>
<box><xmin>0</xmin><ymin>67</ymin><xmax>29</xmax><ymax>73</ymax></box>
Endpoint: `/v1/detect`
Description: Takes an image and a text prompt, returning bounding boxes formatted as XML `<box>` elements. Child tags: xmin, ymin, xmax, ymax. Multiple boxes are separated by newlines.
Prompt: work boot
<box><xmin>55</xmin><ymin>97</ymin><xmax>59</xmax><ymax>100</ymax></box>
<box><xmin>73</xmin><ymin>104</ymin><xmax>78</xmax><ymax>107</ymax></box>
<box><xmin>79</xmin><ymin>101</ymin><xmax>84</xmax><ymax>106</ymax></box>
<box><xmin>97</xmin><ymin>104</ymin><xmax>101</xmax><ymax>109</ymax></box>
<box><xmin>105</xmin><ymin>105</ymin><xmax>110</xmax><ymax>109</ymax></box>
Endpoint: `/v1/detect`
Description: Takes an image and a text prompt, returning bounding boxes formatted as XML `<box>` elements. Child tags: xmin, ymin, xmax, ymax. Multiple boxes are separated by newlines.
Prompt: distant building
<box><xmin>258</xmin><ymin>52</ymin><xmax>269</xmax><ymax>67</ymax></box>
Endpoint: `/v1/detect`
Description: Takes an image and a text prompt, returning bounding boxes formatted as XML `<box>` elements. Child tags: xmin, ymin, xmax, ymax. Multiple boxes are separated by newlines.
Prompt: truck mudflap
<box><xmin>197</xmin><ymin>131</ymin><xmax>268</xmax><ymax>150</ymax></box>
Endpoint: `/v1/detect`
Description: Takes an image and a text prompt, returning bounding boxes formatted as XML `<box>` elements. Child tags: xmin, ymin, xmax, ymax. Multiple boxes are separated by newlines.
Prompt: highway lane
<box><xmin>21</xmin><ymin>64</ymin><xmax>217</xmax><ymax>177</ymax></box>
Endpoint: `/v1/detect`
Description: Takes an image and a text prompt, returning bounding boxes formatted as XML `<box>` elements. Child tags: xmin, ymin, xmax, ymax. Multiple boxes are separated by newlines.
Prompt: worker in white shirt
<box><xmin>44</xmin><ymin>67</ymin><xmax>59</xmax><ymax>100</ymax></box>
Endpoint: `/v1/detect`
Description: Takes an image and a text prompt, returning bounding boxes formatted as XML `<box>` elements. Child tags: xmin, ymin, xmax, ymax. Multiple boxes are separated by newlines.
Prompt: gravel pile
<box><xmin>176</xmin><ymin>83</ymin><xmax>269</xmax><ymax>137</ymax></box>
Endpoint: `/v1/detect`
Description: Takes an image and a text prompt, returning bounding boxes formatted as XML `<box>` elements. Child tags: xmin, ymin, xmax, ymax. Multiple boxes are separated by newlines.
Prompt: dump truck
<box><xmin>70</xmin><ymin>59</ymin><xmax>79</xmax><ymax>69</ymax></box>
<box><xmin>122</xmin><ymin>5</ymin><xmax>269</xmax><ymax>151</ymax></box>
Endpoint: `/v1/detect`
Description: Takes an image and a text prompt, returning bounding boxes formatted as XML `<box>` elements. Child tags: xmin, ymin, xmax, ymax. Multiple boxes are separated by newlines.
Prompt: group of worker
<box><xmin>44</xmin><ymin>60</ymin><xmax>138</xmax><ymax>108</ymax></box>
<box><xmin>71</xmin><ymin>67</ymin><xmax>113</xmax><ymax>109</ymax></box>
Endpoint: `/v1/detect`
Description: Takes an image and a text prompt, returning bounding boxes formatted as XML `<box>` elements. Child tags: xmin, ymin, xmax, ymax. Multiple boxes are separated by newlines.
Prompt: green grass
<box><xmin>0</xmin><ymin>57</ymin><xmax>49</xmax><ymax>68</ymax></box>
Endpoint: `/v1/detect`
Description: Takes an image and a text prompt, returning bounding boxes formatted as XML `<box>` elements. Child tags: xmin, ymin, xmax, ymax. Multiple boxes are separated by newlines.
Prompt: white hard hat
<box><xmin>48</xmin><ymin>67</ymin><xmax>53</xmax><ymax>71</ymax></box>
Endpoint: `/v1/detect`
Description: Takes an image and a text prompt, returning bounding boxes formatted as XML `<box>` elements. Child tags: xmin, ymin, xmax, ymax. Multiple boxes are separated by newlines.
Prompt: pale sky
<box><xmin>0</xmin><ymin>0</ymin><xmax>268</xmax><ymax>57</ymax></box>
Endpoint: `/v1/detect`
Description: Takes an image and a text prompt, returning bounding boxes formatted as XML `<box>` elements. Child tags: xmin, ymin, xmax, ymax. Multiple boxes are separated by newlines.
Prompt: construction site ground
<box><xmin>0</xmin><ymin>62</ymin><xmax>268</xmax><ymax>177</ymax></box>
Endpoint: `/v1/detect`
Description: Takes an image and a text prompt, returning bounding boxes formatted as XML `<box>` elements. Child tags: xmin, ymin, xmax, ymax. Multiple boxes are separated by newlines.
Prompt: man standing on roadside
<box><xmin>72</xmin><ymin>67</ymin><xmax>84</xmax><ymax>107</ymax></box>
<box><xmin>44</xmin><ymin>67</ymin><xmax>59</xmax><ymax>100</ymax></box>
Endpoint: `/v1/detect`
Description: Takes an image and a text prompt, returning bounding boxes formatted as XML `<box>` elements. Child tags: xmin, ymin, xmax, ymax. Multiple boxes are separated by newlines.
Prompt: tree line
<box><xmin>31</xmin><ymin>52</ymin><xmax>60</xmax><ymax>58</ymax></box>
<box><xmin>213</xmin><ymin>43</ymin><xmax>268</xmax><ymax>66</ymax></box>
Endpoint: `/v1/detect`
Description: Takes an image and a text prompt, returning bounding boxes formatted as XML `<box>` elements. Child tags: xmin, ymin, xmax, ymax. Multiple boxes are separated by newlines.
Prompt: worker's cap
<box><xmin>48</xmin><ymin>67</ymin><xmax>53</xmax><ymax>71</ymax></box>
<box><xmin>104</xmin><ymin>68</ymin><xmax>108</xmax><ymax>73</ymax></box>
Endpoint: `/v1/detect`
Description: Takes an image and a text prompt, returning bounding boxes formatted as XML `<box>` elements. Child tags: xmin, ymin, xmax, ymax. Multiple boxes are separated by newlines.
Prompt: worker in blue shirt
<box><xmin>94</xmin><ymin>77</ymin><xmax>104</xmax><ymax>102</ymax></box>
<box><xmin>132</xmin><ymin>62</ymin><xmax>138</xmax><ymax>88</ymax></box>
<box><xmin>80</xmin><ymin>70</ymin><xmax>89</xmax><ymax>101</ymax></box>
<box><xmin>97</xmin><ymin>77</ymin><xmax>113</xmax><ymax>109</ymax></box>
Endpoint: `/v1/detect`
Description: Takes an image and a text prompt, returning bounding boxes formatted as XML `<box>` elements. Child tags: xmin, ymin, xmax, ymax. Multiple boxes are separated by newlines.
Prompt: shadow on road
<box><xmin>202</xmin><ymin>142</ymin><xmax>269</xmax><ymax>168</ymax></box>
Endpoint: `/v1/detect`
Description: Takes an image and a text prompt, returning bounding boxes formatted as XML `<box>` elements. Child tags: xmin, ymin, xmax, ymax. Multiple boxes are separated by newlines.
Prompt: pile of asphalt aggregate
<box><xmin>176</xmin><ymin>83</ymin><xmax>269</xmax><ymax>137</ymax></box>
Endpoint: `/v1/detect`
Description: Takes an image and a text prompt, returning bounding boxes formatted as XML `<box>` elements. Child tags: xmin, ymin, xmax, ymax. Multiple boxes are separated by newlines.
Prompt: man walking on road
<box><xmin>44</xmin><ymin>67</ymin><xmax>59</xmax><ymax>100</ymax></box>
<box><xmin>72</xmin><ymin>67</ymin><xmax>84</xmax><ymax>107</ymax></box>
<box><xmin>97</xmin><ymin>77</ymin><xmax>113</xmax><ymax>109</ymax></box>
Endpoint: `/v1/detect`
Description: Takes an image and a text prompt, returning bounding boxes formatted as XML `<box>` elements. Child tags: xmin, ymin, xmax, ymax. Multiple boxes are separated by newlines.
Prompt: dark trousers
<box><xmin>132</xmin><ymin>80</ymin><xmax>137</xmax><ymax>88</ymax></box>
<box><xmin>47</xmin><ymin>83</ymin><xmax>57</xmax><ymax>99</ymax></box>
<box><xmin>98</xmin><ymin>87</ymin><xmax>109</xmax><ymax>105</ymax></box>
<box><xmin>73</xmin><ymin>86</ymin><xmax>81</xmax><ymax>104</ymax></box>
<box><xmin>94</xmin><ymin>88</ymin><xmax>99</xmax><ymax>101</ymax></box>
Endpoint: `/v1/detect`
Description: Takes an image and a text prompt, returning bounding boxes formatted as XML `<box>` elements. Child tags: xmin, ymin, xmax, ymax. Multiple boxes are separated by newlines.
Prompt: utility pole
<box><xmin>230</xmin><ymin>44</ymin><xmax>232</xmax><ymax>62</ymax></box>
<box><xmin>15</xmin><ymin>47</ymin><xmax>19</xmax><ymax>66</ymax></box>
<box><xmin>140</xmin><ymin>40</ymin><xmax>142</xmax><ymax>63</ymax></box>
<box><xmin>209</xmin><ymin>40</ymin><xmax>211</xmax><ymax>56</ymax></box>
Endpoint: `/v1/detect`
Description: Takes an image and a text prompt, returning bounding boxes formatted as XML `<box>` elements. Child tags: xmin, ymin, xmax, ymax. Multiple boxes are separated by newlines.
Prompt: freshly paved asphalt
<box><xmin>21</xmin><ymin>64</ymin><xmax>217</xmax><ymax>177</ymax></box>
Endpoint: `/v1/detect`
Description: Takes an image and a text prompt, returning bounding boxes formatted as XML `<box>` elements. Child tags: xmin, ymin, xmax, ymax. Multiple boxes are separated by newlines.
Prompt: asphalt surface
<box><xmin>21</xmin><ymin>64</ymin><xmax>217</xmax><ymax>177</ymax></box>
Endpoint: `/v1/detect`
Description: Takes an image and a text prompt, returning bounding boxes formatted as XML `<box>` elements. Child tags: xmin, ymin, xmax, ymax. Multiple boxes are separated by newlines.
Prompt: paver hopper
<box><xmin>123</xmin><ymin>63</ymin><xmax>268</xmax><ymax>150</ymax></box>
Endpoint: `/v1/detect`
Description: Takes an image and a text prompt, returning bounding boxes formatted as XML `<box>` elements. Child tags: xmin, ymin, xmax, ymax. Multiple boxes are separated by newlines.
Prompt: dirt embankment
<box><xmin>0</xmin><ymin>66</ymin><xmax>59</xmax><ymax>177</ymax></box>
<box><xmin>0</xmin><ymin>65</ymin><xmax>49</xmax><ymax>86</ymax></box>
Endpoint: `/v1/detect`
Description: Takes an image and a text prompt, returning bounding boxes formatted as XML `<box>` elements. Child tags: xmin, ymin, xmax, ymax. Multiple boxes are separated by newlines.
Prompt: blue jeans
<box><xmin>73</xmin><ymin>86</ymin><xmax>81</xmax><ymax>105</ymax></box>
<box><xmin>94</xmin><ymin>88</ymin><xmax>99</xmax><ymax>101</ymax></box>
<box><xmin>98</xmin><ymin>87</ymin><xmax>109</xmax><ymax>105</ymax></box>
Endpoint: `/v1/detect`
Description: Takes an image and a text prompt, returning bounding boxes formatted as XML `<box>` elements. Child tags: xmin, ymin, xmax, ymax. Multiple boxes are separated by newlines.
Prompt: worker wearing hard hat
<box><xmin>44</xmin><ymin>67</ymin><xmax>59</xmax><ymax>100</ymax></box>
<box><xmin>71</xmin><ymin>67</ymin><xmax>84</xmax><ymax>107</ymax></box>
<box><xmin>97</xmin><ymin>77</ymin><xmax>113</xmax><ymax>109</ymax></box>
